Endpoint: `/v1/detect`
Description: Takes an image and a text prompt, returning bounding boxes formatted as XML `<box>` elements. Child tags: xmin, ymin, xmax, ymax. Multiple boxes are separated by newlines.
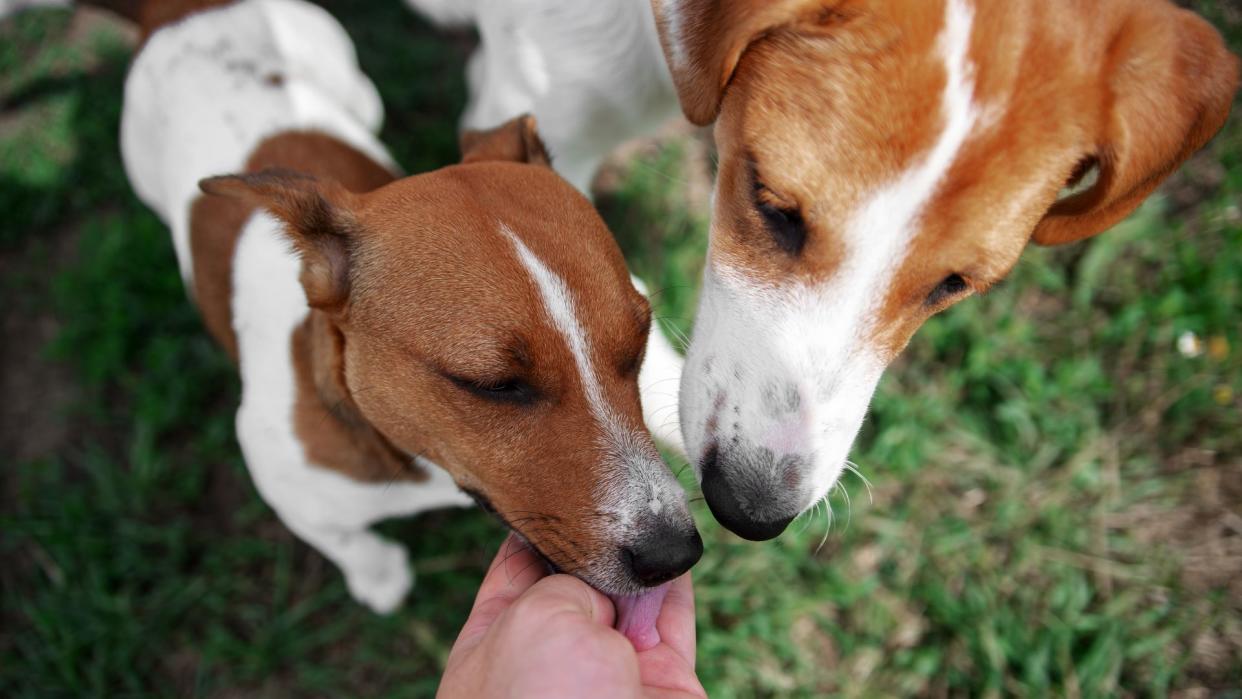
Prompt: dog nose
<box><xmin>623</xmin><ymin>526</ymin><xmax>703</xmax><ymax>586</ymax></box>
<box><xmin>700</xmin><ymin>445</ymin><xmax>798</xmax><ymax>541</ymax></box>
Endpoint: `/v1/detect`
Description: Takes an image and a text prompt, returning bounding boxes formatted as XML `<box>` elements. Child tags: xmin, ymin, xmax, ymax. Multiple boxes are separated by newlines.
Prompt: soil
<box><xmin>0</xmin><ymin>221</ymin><xmax>81</xmax><ymax>472</ymax></box>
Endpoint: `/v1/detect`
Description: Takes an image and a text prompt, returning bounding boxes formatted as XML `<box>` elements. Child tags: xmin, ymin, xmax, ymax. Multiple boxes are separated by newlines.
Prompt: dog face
<box><xmin>653</xmin><ymin>0</ymin><xmax>1238</xmax><ymax>539</ymax></box>
<box><xmin>204</xmin><ymin>118</ymin><xmax>700</xmax><ymax>596</ymax></box>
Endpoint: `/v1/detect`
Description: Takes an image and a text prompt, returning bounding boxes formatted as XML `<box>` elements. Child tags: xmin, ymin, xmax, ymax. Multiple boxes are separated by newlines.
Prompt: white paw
<box><xmin>344</xmin><ymin>542</ymin><xmax>413</xmax><ymax>614</ymax></box>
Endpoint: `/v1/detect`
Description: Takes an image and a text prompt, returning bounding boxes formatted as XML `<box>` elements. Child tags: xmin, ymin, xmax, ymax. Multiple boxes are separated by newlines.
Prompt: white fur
<box><xmin>121</xmin><ymin>0</ymin><xmax>469</xmax><ymax>613</ymax></box>
<box><xmin>404</xmin><ymin>0</ymin><xmax>479</xmax><ymax>26</ymax></box>
<box><xmin>501</xmin><ymin>226</ymin><xmax>685</xmax><ymax>535</ymax></box>
<box><xmin>681</xmin><ymin>0</ymin><xmax>981</xmax><ymax>511</ymax></box>
<box><xmin>502</xmin><ymin>225</ymin><xmax>618</xmax><ymax>433</ymax></box>
<box><xmin>122</xmin><ymin>0</ymin><xmax>392</xmax><ymax>284</ymax></box>
<box><xmin>630</xmin><ymin>276</ymin><xmax>685</xmax><ymax>453</ymax></box>
<box><xmin>234</xmin><ymin>212</ymin><xmax>470</xmax><ymax>612</ymax></box>
<box><xmin>408</xmin><ymin>0</ymin><xmax>678</xmax><ymax>194</ymax></box>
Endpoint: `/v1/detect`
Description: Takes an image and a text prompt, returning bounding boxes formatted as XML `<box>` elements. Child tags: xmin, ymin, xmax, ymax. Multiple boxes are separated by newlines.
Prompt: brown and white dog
<box><xmin>98</xmin><ymin>0</ymin><xmax>700</xmax><ymax>648</ymax></box>
<box><xmin>408</xmin><ymin>0</ymin><xmax>1239</xmax><ymax>540</ymax></box>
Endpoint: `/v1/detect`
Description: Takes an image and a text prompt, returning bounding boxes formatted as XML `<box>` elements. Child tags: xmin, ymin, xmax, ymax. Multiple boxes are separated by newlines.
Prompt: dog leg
<box><xmin>282</xmin><ymin>516</ymin><xmax>413</xmax><ymax>614</ymax></box>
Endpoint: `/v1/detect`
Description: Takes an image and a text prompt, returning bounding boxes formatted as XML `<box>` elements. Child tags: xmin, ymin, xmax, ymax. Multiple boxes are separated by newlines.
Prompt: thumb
<box><xmin>509</xmin><ymin>574</ymin><xmax>618</xmax><ymax>630</ymax></box>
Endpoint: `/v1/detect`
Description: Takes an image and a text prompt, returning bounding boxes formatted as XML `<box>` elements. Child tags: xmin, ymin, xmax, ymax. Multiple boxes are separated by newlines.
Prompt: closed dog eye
<box><xmin>924</xmin><ymin>273</ymin><xmax>970</xmax><ymax>308</ymax></box>
<box><xmin>445</xmin><ymin>373</ymin><xmax>540</xmax><ymax>405</ymax></box>
<box><xmin>750</xmin><ymin>164</ymin><xmax>807</xmax><ymax>256</ymax></box>
<box><xmin>756</xmin><ymin>195</ymin><xmax>807</xmax><ymax>256</ymax></box>
<box><xmin>618</xmin><ymin>345</ymin><xmax>646</xmax><ymax>379</ymax></box>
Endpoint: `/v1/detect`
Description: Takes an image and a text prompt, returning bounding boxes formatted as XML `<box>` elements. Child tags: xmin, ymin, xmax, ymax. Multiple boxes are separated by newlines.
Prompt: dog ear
<box><xmin>650</xmin><ymin>0</ymin><xmax>810</xmax><ymax>125</ymax></box>
<box><xmin>460</xmin><ymin>114</ymin><xmax>552</xmax><ymax>167</ymax></box>
<box><xmin>199</xmin><ymin>169</ymin><xmax>358</xmax><ymax>309</ymax></box>
<box><xmin>1033</xmin><ymin>5</ymin><xmax>1239</xmax><ymax>246</ymax></box>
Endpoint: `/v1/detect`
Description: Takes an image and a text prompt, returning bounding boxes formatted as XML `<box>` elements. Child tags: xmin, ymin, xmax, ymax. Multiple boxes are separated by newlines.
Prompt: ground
<box><xmin>1</xmin><ymin>2</ymin><xmax>1240</xmax><ymax>697</ymax></box>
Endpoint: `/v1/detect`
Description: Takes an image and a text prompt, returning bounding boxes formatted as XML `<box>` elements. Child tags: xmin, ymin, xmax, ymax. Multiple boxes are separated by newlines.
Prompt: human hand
<box><xmin>438</xmin><ymin>534</ymin><xmax>706</xmax><ymax>698</ymax></box>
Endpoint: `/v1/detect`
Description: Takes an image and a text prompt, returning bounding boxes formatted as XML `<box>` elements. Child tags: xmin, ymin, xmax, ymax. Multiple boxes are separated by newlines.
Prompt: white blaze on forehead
<box><xmin>720</xmin><ymin>0</ymin><xmax>981</xmax><ymax>368</ymax></box>
<box><xmin>818</xmin><ymin>0</ymin><xmax>981</xmax><ymax>345</ymax></box>
<box><xmin>501</xmin><ymin>225</ymin><xmax>613</xmax><ymax>426</ymax></box>
<box><xmin>499</xmin><ymin>225</ymin><xmax>678</xmax><ymax>524</ymax></box>
<box><xmin>687</xmin><ymin>0</ymin><xmax>982</xmax><ymax>498</ymax></box>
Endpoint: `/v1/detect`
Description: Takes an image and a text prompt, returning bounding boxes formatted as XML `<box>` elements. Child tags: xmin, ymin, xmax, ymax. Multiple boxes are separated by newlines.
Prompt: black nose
<box><xmin>622</xmin><ymin>527</ymin><xmax>704</xmax><ymax>587</ymax></box>
<box><xmin>700</xmin><ymin>446</ymin><xmax>797</xmax><ymax>541</ymax></box>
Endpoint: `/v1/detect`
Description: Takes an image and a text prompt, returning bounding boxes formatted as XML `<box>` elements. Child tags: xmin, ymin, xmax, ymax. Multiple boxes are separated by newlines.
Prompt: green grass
<box><xmin>2</xmin><ymin>3</ymin><xmax>1240</xmax><ymax>697</ymax></box>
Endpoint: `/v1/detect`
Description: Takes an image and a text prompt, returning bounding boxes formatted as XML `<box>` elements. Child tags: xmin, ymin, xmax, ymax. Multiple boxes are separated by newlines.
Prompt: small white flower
<box><xmin>1177</xmin><ymin>331</ymin><xmax>1203</xmax><ymax>358</ymax></box>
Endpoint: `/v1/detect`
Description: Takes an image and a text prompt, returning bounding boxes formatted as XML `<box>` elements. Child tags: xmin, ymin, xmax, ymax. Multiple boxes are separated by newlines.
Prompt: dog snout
<box><xmin>621</xmin><ymin>524</ymin><xmax>703</xmax><ymax>586</ymax></box>
<box><xmin>700</xmin><ymin>444</ymin><xmax>803</xmax><ymax>541</ymax></box>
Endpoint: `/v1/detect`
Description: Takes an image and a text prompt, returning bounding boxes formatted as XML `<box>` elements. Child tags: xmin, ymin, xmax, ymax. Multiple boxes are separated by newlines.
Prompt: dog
<box><xmin>93</xmin><ymin>0</ymin><xmax>701</xmax><ymax>649</ymax></box>
<box><xmin>408</xmin><ymin>0</ymin><xmax>1239</xmax><ymax>540</ymax></box>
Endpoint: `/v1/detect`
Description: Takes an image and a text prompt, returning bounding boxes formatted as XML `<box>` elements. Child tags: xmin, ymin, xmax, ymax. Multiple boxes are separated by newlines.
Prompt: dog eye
<box><xmin>619</xmin><ymin>348</ymin><xmax>645</xmax><ymax>378</ymax></box>
<box><xmin>448</xmin><ymin>375</ymin><xmax>538</xmax><ymax>405</ymax></box>
<box><xmin>925</xmin><ymin>274</ymin><xmax>970</xmax><ymax>307</ymax></box>
<box><xmin>754</xmin><ymin>185</ymin><xmax>807</xmax><ymax>256</ymax></box>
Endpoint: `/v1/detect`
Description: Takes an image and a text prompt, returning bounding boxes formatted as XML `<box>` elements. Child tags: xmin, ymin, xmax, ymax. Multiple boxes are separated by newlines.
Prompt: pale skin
<box><xmin>439</xmin><ymin>535</ymin><xmax>706</xmax><ymax>698</ymax></box>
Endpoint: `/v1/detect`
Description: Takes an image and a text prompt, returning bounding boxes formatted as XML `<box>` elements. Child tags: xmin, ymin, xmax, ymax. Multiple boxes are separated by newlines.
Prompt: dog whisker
<box><xmin>814</xmin><ymin>495</ymin><xmax>835</xmax><ymax>555</ymax></box>
<box><xmin>837</xmin><ymin>481</ymin><xmax>853</xmax><ymax>532</ymax></box>
<box><xmin>844</xmin><ymin>460</ymin><xmax>875</xmax><ymax>505</ymax></box>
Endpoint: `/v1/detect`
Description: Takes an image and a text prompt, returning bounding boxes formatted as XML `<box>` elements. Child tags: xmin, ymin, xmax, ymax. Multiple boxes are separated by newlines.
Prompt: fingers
<box><xmin>452</xmin><ymin>562</ymin><xmax>620</xmax><ymax>675</ymax></box>
<box><xmin>476</xmin><ymin>533</ymin><xmax>548</xmax><ymax>609</ymax></box>
<box><xmin>631</xmin><ymin>572</ymin><xmax>704</xmax><ymax>696</ymax></box>
<box><xmin>455</xmin><ymin>534</ymin><xmax>549</xmax><ymax>647</ymax></box>
<box><xmin>654</xmin><ymin>573</ymin><xmax>696</xmax><ymax>667</ymax></box>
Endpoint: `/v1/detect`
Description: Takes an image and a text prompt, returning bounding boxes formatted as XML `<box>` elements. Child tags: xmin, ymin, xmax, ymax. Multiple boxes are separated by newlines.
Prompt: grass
<box><xmin>2</xmin><ymin>2</ymin><xmax>1239</xmax><ymax>696</ymax></box>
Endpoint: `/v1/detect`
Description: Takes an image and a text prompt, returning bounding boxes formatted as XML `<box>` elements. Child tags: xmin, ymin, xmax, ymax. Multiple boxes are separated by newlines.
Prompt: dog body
<box><xmin>413</xmin><ymin>0</ymin><xmax>681</xmax><ymax>193</ymax></box>
<box><xmin>117</xmin><ymin>0</ymin><xmax>700</xmax><ymax>638</ymax></box>
<box><xmin>122</xmin><ymin>0</ymin><xmax>394</xmax><ymax>281</ymax></box>
<box><xmin>408</xmin><ymin>0</ymin><xmax>1239</xmax><ymax>540</ymax></box>
<box><xmin>123</xmin><ymin>0</ymin><xmax>454</xmax><ymax>613</ymax></box>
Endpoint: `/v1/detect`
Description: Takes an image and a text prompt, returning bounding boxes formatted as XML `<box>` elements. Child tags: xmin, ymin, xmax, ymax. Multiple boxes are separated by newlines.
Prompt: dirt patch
<box><xmin>1108</xmin><ymin>454</ymin><xmax>1242</xmax><ymax>685</ymax></box>
<box><xmin>0</xmin><ymin>219</ymin><xmax>82</xmax><ymax>477</ymax></box>
<box><xmin>1173</xmin><ymin>463</ymin><xmax>1242</xmax><ymax>600</ymax></box>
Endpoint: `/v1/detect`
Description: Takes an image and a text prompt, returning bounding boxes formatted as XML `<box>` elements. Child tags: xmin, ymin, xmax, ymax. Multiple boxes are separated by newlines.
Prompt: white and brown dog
<box><xmin>93</xmin><ymin>0</ymin><xmax>700</xmax><ymax>649</ymax></box>
<box><xmin>409</xmin><ymin>0</ymin><xmax>1239</xmax><ymax>540</ymax></box>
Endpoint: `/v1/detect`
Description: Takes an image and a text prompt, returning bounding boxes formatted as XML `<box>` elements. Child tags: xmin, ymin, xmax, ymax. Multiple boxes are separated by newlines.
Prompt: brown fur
<box><xmin>325</xmin><ymin>159</ymin><xmax>653</xmax><ymax>557</ymax></box>
<box><xmin>188</xmin><ymin>132</ymin><xmax>394</xmax><ymax>358</ymax></box>
<box><xmin>188</xmin><ymin>192</ymin><xmax>248</xmax><ymax>361</ymax></box>
<box><xmin>195</xmin><ymin>118</ymin><xmax>658</xmax><ymax>578</ymax></box>
<box><xmin>654</xmin><ymin>0</ymin><xmax>1238</xmax><ymax>359</ymax></box>
<box><xmin>291</xmin><ymin>312</ymin><xmax>427</xmax><ymax>483</ymax></box>
<box><xmin>192</xmin><ymin>131</ymin><xmax>404</xmax><ymax>484</ymax></box>
<box><xmin>459</xmin><ymin>115</ymin><xmax>552</xmax><ymax>168</ymax></box>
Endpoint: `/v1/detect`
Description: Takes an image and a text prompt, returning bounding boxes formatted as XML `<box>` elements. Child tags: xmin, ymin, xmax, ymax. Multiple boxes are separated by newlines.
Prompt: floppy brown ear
<box><xmin>199</xmin><ymin>169</ymin><xmax>357</xmax><ymax>309</ymax></box>
<box><xmin>1033</xmin><ymin>5</ymin><xmax>1239</xmax><ymax>246</ymax></box>
<box><xmin>460</xmin><ymin>114</ymin><xmax>552</xmax><ymax>167</ymax></box>
<box><xmin>650</xmin><ymin>0</ymin><xmax>811</xmax><ymax>125</ymax></box>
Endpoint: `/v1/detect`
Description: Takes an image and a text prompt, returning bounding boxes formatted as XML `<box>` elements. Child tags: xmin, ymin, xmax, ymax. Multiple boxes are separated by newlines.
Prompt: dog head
<box><xmin>652</xmin><ymin>0</ymin><xmax>1238</xmax><ymax>539</ymax></box>
<box><xmin>202</xmin><ymin>116</ymin><xmax>701</xmax><ymax>607</ymax></box>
